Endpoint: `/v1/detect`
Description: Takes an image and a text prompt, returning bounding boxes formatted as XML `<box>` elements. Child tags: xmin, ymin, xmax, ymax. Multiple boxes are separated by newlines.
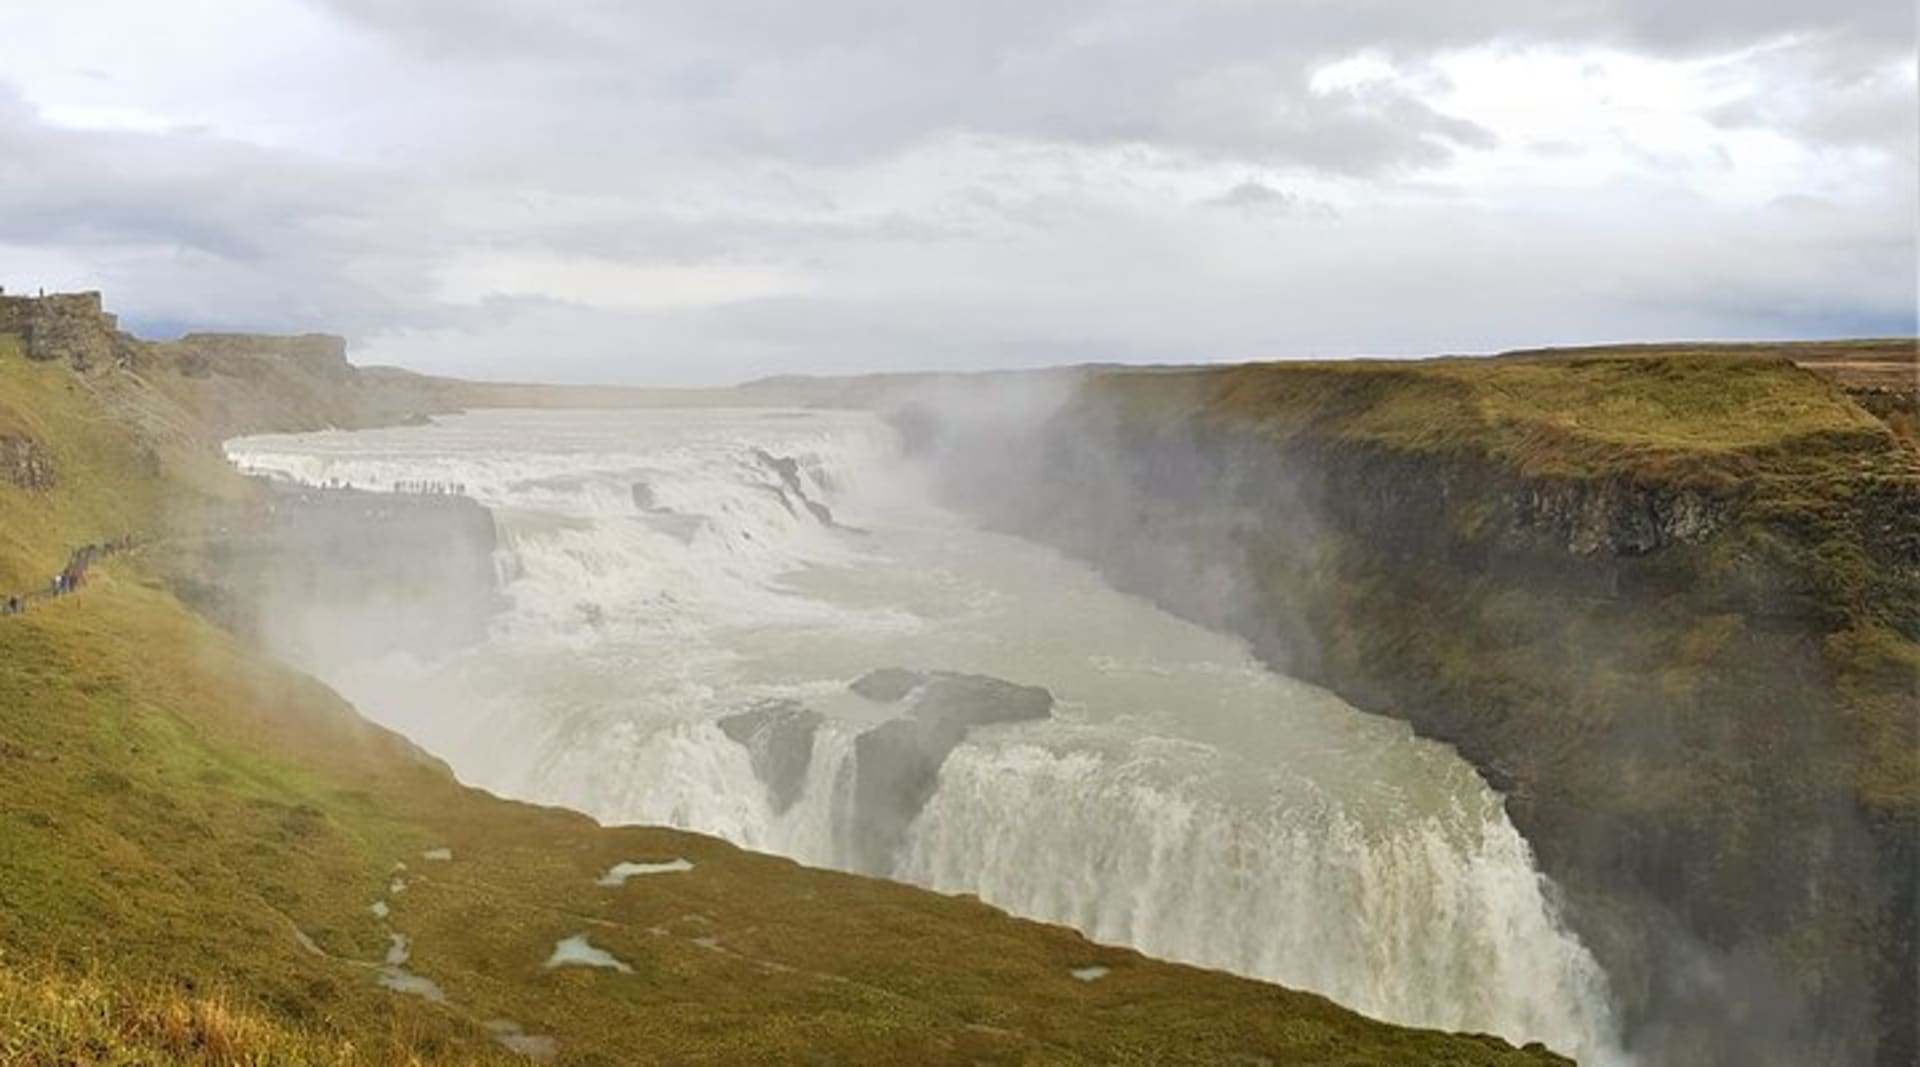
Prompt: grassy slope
<box><xmin>0</xmin><ymin>337</ymin><xmax>1563</xmax><ymax>1065</ymax></box>
<box><xmin>1111</xmin><ymin>348</ymin><xmax>1897</xmax><ymax>477</ymax></box>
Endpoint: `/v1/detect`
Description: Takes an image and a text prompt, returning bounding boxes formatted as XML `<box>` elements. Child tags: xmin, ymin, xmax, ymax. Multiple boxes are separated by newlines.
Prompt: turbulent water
<box><xmin>229</xmin><ymin>407</ymin><xmax>1624</xmax><ymax>1062</ymax></box>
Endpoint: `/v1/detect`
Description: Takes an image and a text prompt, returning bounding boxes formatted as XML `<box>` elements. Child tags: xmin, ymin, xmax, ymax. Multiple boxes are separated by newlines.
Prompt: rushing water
<box><xmin>229</xmin><ymin>407</ymin><xmax>1624</xmax><ymax>1062</ymax></box>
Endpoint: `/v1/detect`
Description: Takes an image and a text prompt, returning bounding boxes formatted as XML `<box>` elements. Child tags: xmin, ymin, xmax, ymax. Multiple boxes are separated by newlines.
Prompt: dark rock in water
<box><xmin>850</xmin><ymin>717</ymin><xmax>967</xmax><ymax>874</ymax></box>
<box><xmin>850</xmin><ymin>667</ymin><xmax>926</xmax><ymax>702</ymax></box>
<box><xmin>717</xmin><ymin>700</ymin><xmax>823</xmax><ymax>814</ymax></box>
<box><xmin>631</xmin><ymin>481</ymin><xmax>655</xmax><ymax>510</ymax></box>
<box><xmin>849</xmin><ymin>668</ymin><xmax>1054</xmax><ymax>726</ymax></box>
<box><xmin>751</xmin><ymin>448</ymin><xmax>805</xmax><ymax>495</ymax></box>
<box><xmin>911</xmin><ymin>672</ymin><xmax>1053</xmax><ymax>728</ymax></box>
<box><xmin>750</xmin><ymin>447</ymin><xmax>846</xmax><ymax>529</ymax></box>
<box><xmin>846</xmin><ymin>669</ymin><xmax>1054</xmax><ymax>873</ymax></box>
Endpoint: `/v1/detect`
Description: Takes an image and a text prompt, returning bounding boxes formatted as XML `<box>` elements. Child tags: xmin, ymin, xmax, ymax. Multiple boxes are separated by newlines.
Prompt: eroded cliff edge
<box><xmin>905</xmin><ymin>349</ymin><xmax>1919</xmax><ymax>1067</ymax></box>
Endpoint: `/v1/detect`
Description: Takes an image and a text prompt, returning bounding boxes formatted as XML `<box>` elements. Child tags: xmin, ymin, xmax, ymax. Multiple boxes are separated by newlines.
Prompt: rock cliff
<box><xmin>0</xmin><ymin>290</ymin><xmax>129</xmax><ymax>369</ymax></box>
<box><xmin>0</xmin><ymin>290</ymin><xmax>462</xmax><ymax>438</ymax></box>
<box><xmin>0</xmin><ymin>433</ymin><xmax>54</xmax><ymax>490</ymax></box>
<box><xmin>906</xmin><ymin>350</ymin><xmax>1919</xmax><ymax>1067</ymax></box>
<box><xmin>176</xmin><ymin>482</ymin><xmax>505</xmax><ymax>670</ymax></box>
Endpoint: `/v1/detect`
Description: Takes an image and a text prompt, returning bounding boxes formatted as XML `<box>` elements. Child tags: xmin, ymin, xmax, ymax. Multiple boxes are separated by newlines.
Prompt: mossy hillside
<box><xmin>0</xmin><ymin>338</ymin><xmax>159</xmax><ymax>592</ymax></box>
<box><xmin>0</xmin><ymin>564</ymin><xmax>1569</xmax><ymax>1065</ymax></box>
<box><xmin>0</xmin><ymin>338</ymin><xmax>1570</xmax><ymax>1064</ymax></box>
<box><xmin>1113</xmin><ymin>349</ymin><xmax>1896</xmax><ymax>480</ymax></box>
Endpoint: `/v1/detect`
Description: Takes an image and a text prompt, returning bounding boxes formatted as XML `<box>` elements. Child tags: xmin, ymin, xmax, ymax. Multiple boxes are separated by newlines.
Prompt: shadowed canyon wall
<box><xmin>901</xmin><ymin>356</ymin><xmax>1918</xmax><ymax>1067</ymax></box>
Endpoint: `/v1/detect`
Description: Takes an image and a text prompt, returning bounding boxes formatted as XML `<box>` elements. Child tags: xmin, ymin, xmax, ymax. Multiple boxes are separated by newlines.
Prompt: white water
<box><xmin>229</xmin><ymin>408</ymin><xmax>1624</xmax><ymax>1062</ymax></box>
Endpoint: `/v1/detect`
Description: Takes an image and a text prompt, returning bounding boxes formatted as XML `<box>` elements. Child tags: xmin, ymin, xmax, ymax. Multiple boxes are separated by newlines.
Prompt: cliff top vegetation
<box><xmin>1094</xmin><ymin>341</ymin><xmax>1916</xmax><ymax>486</ymax></box>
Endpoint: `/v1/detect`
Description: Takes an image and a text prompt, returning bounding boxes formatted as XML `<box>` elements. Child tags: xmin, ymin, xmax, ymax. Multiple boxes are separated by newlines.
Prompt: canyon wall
<box><xmin>175</xmin><ymin>483</ymin><xmax>504</xmax><ymax>667</ymax></box>
<box><xmin>0</xmin><ymin>290</ymin><xmax>463</xmax><ymax>438</ymax></box>
<box><xmin>907</xmin><ymin>353</ymin><xmax>1919</xmax><ymax>1067</ymax></box>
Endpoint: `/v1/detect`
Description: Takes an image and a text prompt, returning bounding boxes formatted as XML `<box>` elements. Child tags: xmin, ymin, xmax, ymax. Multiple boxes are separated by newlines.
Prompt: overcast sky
<box><xmin>0</xmin><ymin>1</ymin><xmax>1912</xmax><ymax>384</ymax></box>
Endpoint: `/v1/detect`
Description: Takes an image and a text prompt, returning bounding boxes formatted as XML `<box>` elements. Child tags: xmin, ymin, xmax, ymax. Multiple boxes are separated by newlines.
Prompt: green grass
<box><xmin>0</xmin><ymin>564</ymin><xmax>1567</xmax><ymax>1065</ymax></box>
<box><xmin>1107</xmin><ymin>348</ymin><xmax>1905</xmax><ymax>484</ymax></box>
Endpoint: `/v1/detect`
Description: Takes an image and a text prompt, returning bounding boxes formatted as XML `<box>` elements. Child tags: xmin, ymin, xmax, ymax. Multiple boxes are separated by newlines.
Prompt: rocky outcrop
<box><xmin>177</xmin><ymin>482</ymin><xmax>505</xmax><ymax>670</ymax></box>
<box><xmin>907</xmin><ymin>365</ymin><xmax>1919</xmax><ymax>1067</ymax></box>
<box><xmin>848</xmin><ymin>667</ymin><xmax>925</xmax><ymax>702</ymax></box>
<box><xmin>846</xmin><ymin>669</ymin><xmax>1053</xmax><ymax>873</ymax></box>
<box><xmin>168</xmin><ymin>332</ymin><xmax>353</xmax><ymax>380</ymax></box>
<box><xmin>0</xmin><ymin>291</ymin><xmax>459</xmax><ymax>438</ymax></box>
<box><xmin>148</xmin><ymin>332</ymin><xmax>461</xmax><ymax>439</ymax></box>
<box><xmin>718</xmin><ymin>700</ymin><xmax>823</xmax><ymax>813</ymax></box>
<box><xmin>849</xmin><ymin>668</ymin><xmax>1055</xmax><ymax>728</ymax></box>
<box><xmin>710</xmin><ymin>671</ymin><xmax>1054</xmax><ymax>869</ymax></box>
<box><xmin>0</xmin><ymin>291</ymin><xmax>123</xmax><ymax>369</ymax></box>
<box><xmin>752</xmin><ymin>448</ymin><xmax>840</xmax><ymax>527</ymax></box>
<box><xmin>0</xmin><ymin>434</ymin><xmax>54</xmax><ymax>490</ymax></box>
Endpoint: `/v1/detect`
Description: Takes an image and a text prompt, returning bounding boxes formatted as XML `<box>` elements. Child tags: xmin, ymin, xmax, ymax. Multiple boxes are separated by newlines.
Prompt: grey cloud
<box><xmin>294</xmin><ymin>6</ymin><xmax>1915</xmax><ymax>213</ymax></box>
<box><xmin>1</xmin><ymin>3</ymin><xmax>1910</xmax><ymax>385</ymax></box>
<box><xmin>308</xmin><ymin>0</ymin><xmax>1912</xmax><ymax>187</ymax></box>
<box><xmin>1205</xmin><ymin>181</ymin><xmax>1298</xmax><ymax>211</ymax></box>
<box><xmin>315</xmin><ymin>2</ymin><xmax>1504</xmax><ymax>176</ymax></box>
<box><xmin>1707</xmin><ymin>44</ymin><xmax>1918</xmax><ymax>153</ymax></box>
<box><xmin>0</xmin><ymin>84</ymin><xmax>446</xmax><ymax>335</ymax></box>
<box><xmin>362</xmin><ymin>178</ymin><xmax>1914</xmax><ymax>387</ymax></box>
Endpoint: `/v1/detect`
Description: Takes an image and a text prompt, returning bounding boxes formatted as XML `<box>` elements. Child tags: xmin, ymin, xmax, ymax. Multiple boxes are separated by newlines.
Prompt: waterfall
<box><xmin>228</xmin><ymin>407</ymin><xmax>1627</xmax><ymax>1064</ymax></box>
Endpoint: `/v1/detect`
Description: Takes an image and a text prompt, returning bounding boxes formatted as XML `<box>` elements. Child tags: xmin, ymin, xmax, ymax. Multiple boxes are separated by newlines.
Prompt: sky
<box><xmin>0</xmin><ymin>1</ymin><xmax>1913</xmax><ymax>385</ymax></box>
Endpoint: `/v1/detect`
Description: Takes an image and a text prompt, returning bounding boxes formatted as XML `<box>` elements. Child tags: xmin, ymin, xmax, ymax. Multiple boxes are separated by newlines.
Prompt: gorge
<box><xmin>2</xmin><ymin>292</ymin><xmax>1912</xmax><ymax>1064</ymax></box>
<box><xmin>224</xmin><ymin>406</ymin><xmax>1624</xmax><ymax>1064</ymax></box>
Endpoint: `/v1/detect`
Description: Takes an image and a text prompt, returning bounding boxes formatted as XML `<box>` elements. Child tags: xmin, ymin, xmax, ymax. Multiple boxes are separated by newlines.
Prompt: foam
<box><xmin>545</xmin><ymin>934</ymin><xmax>633</xmax><ymax>973</ymax></box>
<box><xmin>598</xmin><ymin>859</ymin><xmax>693</xmax><ymax>886</ymax></box>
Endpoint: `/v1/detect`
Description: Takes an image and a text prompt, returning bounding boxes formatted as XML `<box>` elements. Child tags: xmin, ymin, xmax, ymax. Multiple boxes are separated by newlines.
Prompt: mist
<box><xmin>213</xmin><ymin>393</ymin><xmax>1648</xmax><ymax>1063</ymax></box>
<box><xmin>881</xmin><ymin>370</ymin><xmax>1901</xmax><ymax>1067</ymax></box>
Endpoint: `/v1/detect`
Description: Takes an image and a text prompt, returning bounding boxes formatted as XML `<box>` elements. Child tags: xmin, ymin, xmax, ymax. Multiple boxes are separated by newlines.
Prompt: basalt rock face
<box><xmin>178</xmin><ymin>482</ymin><xmax>505</xmax><ymax>671</ymax></box>
<box><xmin>0</xmin><ymin>434</ymin><xmax>54</xmax><ymax>491</ymax></box>
<box><xmin>0</xmin><ymin>292</ymin><xmax>459</xmax><ymax>437</ymax></box>
<box><xmin>846</xmin><ymin>669</ymin><xmax>1054</xmax><ymax>874</ymax></box>
<box><xmin>718</xmin><ymin>700</ymin><xmax>824</xmax><ymax>814</ymax></box>
<box><xmin>908</xmin><ymin>368</ymin><xmax>1919</xmax><ymax>1067</ymax></box>
<box><xmin>752</xmin><ymin>448</ymin><xmax>840</xmax><ymax>528</ymax></box>
<box><xmin>0</xmin><ymin>291</ymin><xmax>123</xmax><ymax>369</ymax></box>
<box><xmin>149</xmin><ymin>333</ymin><xmax>460</xmax><ymax>438</ymax></box>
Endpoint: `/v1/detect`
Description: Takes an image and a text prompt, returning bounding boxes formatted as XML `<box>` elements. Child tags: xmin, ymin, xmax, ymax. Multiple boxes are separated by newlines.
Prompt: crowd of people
<box><xmin>391</xmin><ymin>479</ymin><xmax>467</xmax><ymax>495</ymax></box>
<box><xmin>0</xmin><ymin>535</ymin><xmax>134</xmax><ymax>617</ymax></box>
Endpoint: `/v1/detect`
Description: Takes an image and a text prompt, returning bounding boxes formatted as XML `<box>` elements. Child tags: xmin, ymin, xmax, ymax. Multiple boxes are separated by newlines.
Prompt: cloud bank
<box><xmin>0</xmin><ymin>0</ymin><xmax>1911</xmax><ymax>383</ymax></box>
